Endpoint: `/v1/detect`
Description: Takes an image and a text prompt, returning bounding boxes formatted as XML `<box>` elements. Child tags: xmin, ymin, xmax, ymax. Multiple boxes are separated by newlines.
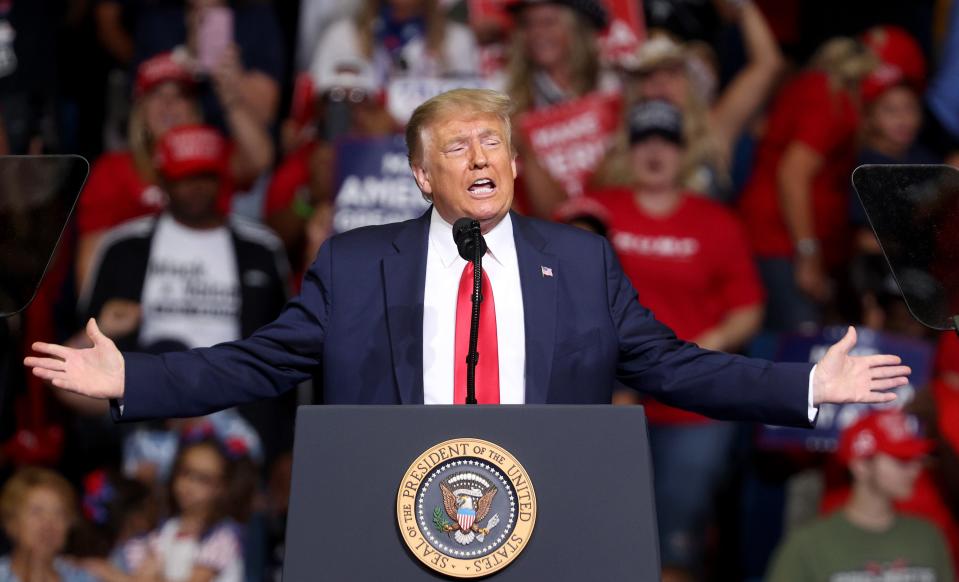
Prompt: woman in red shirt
<box><xmin>584</xmin><ymin>100</ymin><xmax>765</xmax><ymax>581</ymax></box>
<box><xmin>737</xmin><ymin>38</ymin><xmax>877</xmax><ymax>331</ymax></box>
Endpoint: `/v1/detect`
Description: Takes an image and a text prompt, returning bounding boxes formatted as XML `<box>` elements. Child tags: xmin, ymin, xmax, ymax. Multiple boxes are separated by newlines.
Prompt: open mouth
<box><xmin>468</xmin><ymin>178</ymin><xmax>496</xmax><ymax>195</ymax></box>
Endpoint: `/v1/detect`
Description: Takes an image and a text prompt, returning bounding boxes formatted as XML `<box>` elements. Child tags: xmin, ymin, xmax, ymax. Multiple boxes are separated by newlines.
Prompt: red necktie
<box><xmin>454</xmin><ymin>262</ymin><xmax>499</xmax><ymax>404</ymax></box>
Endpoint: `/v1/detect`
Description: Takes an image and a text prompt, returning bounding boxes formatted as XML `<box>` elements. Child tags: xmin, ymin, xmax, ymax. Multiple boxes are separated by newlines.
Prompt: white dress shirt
<box><xmin>423</xmin><ymin>208</ymin><xmax>526</xmax><ymax>404</ymax></box>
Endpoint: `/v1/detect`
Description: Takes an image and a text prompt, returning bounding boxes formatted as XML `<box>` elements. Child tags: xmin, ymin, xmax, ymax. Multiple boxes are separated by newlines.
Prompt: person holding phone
<box><xmin>131</xmin><ymin>0</ymin><xmax>284</xmax><ymax>128</ymax></box>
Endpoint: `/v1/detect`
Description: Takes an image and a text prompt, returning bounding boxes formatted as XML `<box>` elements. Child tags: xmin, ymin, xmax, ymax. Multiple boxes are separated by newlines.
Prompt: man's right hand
<box><xmin>23</xmin><ymin>318</ymin><xmax>125</xmax><ymax>399</ymax></box>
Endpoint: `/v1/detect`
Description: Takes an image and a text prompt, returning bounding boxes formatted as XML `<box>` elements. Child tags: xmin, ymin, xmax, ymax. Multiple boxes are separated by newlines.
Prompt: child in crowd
<box><xmin>73</xmin><ymin>470</ymin><xmax>158</xmax><ymax>575</ymax></box>
<box><xmin>115</xmin><ymin>437</ymin><xmax>253</xmax><ymax>582</ymax></box>
<box><xmin>767</xmin><ymin>410</ymin><xmax>954</xmax><ymax>581</ymax></box>
<box><xmin>0</xmin><ymin>468</ymin><xmax>96</xmax><ymax>582</ymax></box>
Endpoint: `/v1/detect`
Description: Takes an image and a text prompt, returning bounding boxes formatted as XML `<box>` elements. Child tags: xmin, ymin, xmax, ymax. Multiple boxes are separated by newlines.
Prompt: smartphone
<box><xmin>197</xmin><ymin>6</ymin><xmax>234</xmax><ymax>73</ymax></box>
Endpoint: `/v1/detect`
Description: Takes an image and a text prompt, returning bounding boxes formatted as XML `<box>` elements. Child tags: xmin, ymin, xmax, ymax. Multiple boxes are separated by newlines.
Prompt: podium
<box><xmin>283</xmin><ymin>405</ymin><xmax>660</xmax><ymax>580</ymax></box>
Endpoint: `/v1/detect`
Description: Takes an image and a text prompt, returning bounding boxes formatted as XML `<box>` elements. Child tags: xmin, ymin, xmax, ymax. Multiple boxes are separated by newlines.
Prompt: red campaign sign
<box><xmin>518</xmin><ymin>92</ymin><xmax>623</xmax><ymax>197</ymax></box>
<box><xmin>599</xmin><ymin>0</ymin><xmax>646</xmax><ymax>69</ymax></box>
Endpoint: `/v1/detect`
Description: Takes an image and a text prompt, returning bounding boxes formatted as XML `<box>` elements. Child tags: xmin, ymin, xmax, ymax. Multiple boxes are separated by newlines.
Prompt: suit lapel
<box><xmin>511</xmin><ymin>213</ymin><xmax>557</xmax><ymax>404</ymax></box>
<box><xmin>382</xmin><ymin>210</ymin><xmax>431</xmax><ymax>404</ymax></box>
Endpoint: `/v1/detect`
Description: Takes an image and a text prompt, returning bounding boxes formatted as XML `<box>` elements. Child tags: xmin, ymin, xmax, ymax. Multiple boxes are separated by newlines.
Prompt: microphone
<box><xmin>452</xmin><ymin>218</ymin><xmax>487</xmax><ymax>262</ymax></box>
<box><xmin>451</xmin><ymin>218</ymin><xmax>486</xmax><ymax>405</ymax></box>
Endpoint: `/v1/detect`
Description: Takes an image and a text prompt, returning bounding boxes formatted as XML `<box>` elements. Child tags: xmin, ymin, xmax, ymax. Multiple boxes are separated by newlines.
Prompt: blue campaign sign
<box><xmin>332</xmin><ymin>135</ymin><xmax>430</xmax><ymax>234</ymax></box>
<box><xmin>756</xmin><ymin>326</ymin><xmax>934</xmax><ymax>452</ymax></box>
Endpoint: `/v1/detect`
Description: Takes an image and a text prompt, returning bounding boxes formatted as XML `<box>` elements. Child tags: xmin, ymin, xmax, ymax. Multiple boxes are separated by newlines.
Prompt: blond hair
<box><xmin>811</xmin><ymin>37</ymin><xmax>878</xmax><ymax>92</ymax></box>
<box><xmin>505</xmin><ymin>7</ymin><xmax>601</xmax><ymax>113</ymax></box>
<box><xmin>405</xmin><ymin>88</ymin><xmax>514</xmax><ymax>166</ymax></box>
<box><xmin>1</xmin><ymin>467</ymin><xmax>78</xmax><ymax>529</ymax></box>
<box><xmin>127</xmin><ymin>91</ymin><xmax>202</xmax><ymax>183</ymax></box>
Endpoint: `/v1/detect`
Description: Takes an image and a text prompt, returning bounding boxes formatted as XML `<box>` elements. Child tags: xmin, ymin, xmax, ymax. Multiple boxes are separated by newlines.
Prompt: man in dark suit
<box><xmin>25</xmin><ymin>89</ymin><xmax>910</xmax><ymax>425</ymax></box>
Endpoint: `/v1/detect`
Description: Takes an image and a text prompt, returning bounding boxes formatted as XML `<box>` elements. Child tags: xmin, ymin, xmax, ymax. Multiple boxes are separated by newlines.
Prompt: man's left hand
<box><xmin>812</xmin><ymin>326</ymin><xmax>911</xmax><ymax>405</ymax></box>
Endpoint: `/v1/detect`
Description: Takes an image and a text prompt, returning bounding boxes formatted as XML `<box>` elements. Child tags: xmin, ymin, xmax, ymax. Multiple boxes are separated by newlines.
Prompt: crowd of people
<box><xmin>2</xmin><ymin>0</ymin><xmax>959</xmax><ymax>580</ymax></box>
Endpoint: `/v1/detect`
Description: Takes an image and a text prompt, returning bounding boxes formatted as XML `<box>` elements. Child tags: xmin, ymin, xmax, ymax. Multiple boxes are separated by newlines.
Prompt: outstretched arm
<box><xmin>25</xmin><ymin>239</ymin><xmax>335</xmax><ymax>421</ymax></box>
<box><xmin>605</xmin><ymin>240</ymin><xmax>909</xmax><ymax>426</ymax></box>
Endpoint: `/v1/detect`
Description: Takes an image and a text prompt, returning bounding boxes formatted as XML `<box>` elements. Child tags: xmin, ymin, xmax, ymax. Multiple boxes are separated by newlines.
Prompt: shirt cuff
<box><xmin>109</xmin><ymin>398</ymin><xmax>125</xmax><ymax>422</ymax></box>
<box><xmin>807</xmin><ymin>364</ymin><xmax>818</xmax><ymax>425</ymax></box>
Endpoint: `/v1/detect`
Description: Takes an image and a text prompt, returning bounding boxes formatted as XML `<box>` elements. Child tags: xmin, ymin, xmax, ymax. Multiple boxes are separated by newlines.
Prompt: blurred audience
<box><xmin>579</xmin><ymin>100</ymin><xmax>764</xmax><ymax>581</ymax></box>
<box><xmin>132</xmin><ymin>0</ymin><xmax>284</xmax><ymax>128</ymax></box>
<box><xmin>309</xmin><ymin>0</ymin><xmax>478</xmax><ymax>91</ymax></box>
<box><xmin>611</xmin><ymin>1</ymin><xmax>784</xmax><ymax>202</ymax></box>
<box><xmin>74</xmin><ymin>469</ymin><xmax>158</xmax><ymax>569</ymax></box>
<box><xmin>737</xmin><ymin>35</ymin><xmax>877</xmax><ymax>332</ymax></box>
<box><xmin>504</xmin><ymin>0</ymin><xmax>613</xmax><ymax>112</ymax></box>
<box><xmin>767</xmin><ymin>410</ymin><xmax>954</xmax><ymax>581</ymax></box>
<box><xmin>115</xmin><ymin>437</ymin><xmax>254</xmax><ymax>582</ymax></box>
<box><xmin>922</xmin><ymin>0</ymin><xmax>959</xmax><ymax>165</ymax></box>
<box><xmin>75</xmin><ymin>51</ymin><xmax>274</xmax><ymax>290</ymax></box>
<box><xmin>74</xmin><ymin>125</ymin><xmax>293</xmax><ymax>472</ymax></box>
<box><xmin>266</xmin><ymin>60</ymin><xmax>396</xmax><ymax>278</ymax></box>
<box><xmin>0</xmin><ymin>467</ymin><xmax>95</xmax><ymax>582</ymax></box>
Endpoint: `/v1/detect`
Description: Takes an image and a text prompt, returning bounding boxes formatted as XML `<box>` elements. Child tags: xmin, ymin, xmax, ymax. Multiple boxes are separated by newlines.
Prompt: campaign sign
<box><xmin>599</xmin><ymin>0</ymin><xmax>646</xmax><ymax>69</ymax></box>
<box><xmin>518</xmin><ymin>92</ymin><xmax>623</xmax><ymax>197</ymax></box>
<box><xmin>757</xmin><ymin>326</ymin><xmax>934</xmax><ymax>453</ymax></box>
<box><xmin>332</xmin><ymin>135</ymin><xmax>429</xmax><ymax>234</ymax></box>
<box><xmin>387</xmin><ymin>77</ymin><xmax>493</xmax><ymax>125</ymax></box>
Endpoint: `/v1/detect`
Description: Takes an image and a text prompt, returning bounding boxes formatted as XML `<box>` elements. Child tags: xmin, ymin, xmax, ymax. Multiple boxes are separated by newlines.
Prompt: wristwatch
<box><xmin>796</xmin><ymin>238</ymin><xmax>820</xmax><ymax>257</ymax></box>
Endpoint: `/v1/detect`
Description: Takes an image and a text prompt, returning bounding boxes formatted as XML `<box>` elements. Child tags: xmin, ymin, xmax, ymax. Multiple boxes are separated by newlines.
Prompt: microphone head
<box><xmin>452</xmin><ymin>217</ymin><xmax>487</xmax><ymax>261</ymax></box>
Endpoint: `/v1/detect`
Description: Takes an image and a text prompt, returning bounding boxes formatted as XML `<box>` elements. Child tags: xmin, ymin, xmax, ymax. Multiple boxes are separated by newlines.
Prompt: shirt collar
<box><xmin>429</xmin><ymin>207</ymin><xmax>514</xmax><ymax>269</ymax></box>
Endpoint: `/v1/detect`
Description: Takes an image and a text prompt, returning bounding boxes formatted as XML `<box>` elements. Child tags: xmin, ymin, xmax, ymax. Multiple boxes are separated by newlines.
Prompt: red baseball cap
<box><xmin>154</xmin><ymin>125</ymin><xmax>229</xmax><ymax>181</ymax></box>
<box><xmin>861</xmin><ymin>64</ymin><xmax>911</xmax><ymax>104</ymax></box>
<box><xmin>860</xmin><ymin>26</ymin><xmax>926</xmax><ymax>83</ymax></box>
<box><xmin>135</xmin><ymin>51</ymin><xmax>196</xmax><ymax>98</ymax></box>
<box><xmin>837</xmin><ymin>410</ymin><xmax>933</xmax><ymax>465</ymax></box>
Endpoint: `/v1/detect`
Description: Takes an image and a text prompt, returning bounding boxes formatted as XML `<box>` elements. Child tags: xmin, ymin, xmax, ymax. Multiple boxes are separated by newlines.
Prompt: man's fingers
<box><xmin>864</xmin><ymin>391</ymin><xmax>898</xmax><ymax>404</ymax></box>
<box><xmin>869</xmin><ymin>377</ymin><xmax>909</xmax><ymax>391</ymax></box>
<box><xmin>31</xmin><ymin>341</ymin><xmax>71</xmax><ymax>359</ymax></box>
<box><xmin>23</xmin><ymin>357</ymin><xmax>67</xmax><ymax>372</ymax></box>
<box><xmin>870</xmin><ymin>365</ymin><xmax>911</xmax><ymax>380</ymax></box>
<box><xmin>862</xmin><ymin>354</ymin><xmax>903</xmax><ymax>367</ymax></box>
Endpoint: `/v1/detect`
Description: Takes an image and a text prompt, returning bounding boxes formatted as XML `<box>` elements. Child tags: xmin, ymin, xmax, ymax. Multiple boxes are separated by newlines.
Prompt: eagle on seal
<box><xmin>439</xmin><ymin>477</ymin><xmax>498</xmax><ymax>545</ymax></box>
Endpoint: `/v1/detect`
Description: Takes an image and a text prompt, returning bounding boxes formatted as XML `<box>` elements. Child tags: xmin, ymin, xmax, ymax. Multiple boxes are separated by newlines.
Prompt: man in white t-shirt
<box><xmin>80</xmin><ymin>124</ymin><xmax>293</xmax><ymax>465</ymax></box>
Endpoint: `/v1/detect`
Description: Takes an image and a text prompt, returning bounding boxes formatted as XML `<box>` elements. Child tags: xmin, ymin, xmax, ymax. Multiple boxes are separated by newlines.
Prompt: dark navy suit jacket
<box><xmin>117</xmin><ymin>210</ymin><xmax>814</xmax><ymax>427</ymax></box>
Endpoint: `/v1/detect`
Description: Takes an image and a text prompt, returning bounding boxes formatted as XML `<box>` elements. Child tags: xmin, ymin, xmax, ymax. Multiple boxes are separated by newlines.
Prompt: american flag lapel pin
<box><xmin>541</xmin><ymin>265</ymin><xmax>553</xmax><ymax>278</ymax></box>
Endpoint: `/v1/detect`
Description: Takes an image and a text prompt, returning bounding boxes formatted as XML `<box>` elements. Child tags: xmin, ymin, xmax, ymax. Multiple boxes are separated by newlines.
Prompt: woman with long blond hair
<box><xmin>309</xmin><ymin>0</ymin><xmax>479</xmax><ymax>89</ymax></box>
<box><xmin>502</xmin><ymin>0</ymin><xmax>617</xmax><ymax>218</ymax></box>
<box><xmin>737</xmin><ymin>37</ymin><xmax>877</xmax><ymax>331</ymax></box>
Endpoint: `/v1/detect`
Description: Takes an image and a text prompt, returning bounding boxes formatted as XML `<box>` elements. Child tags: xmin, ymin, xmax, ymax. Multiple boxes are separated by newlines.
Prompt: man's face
<box><xmin>411</xmin><ymin>112</ymin><xmax>517</xmax><ymax>232</ymax></box>
<box><xmin>855</xmin><ymin>452</ymin><xmax>923</xmax><ymax>501</ymax></box>
<box><xmin>166</xmin><ymin>173</ymin><xmax>222</xmax><ymax>226</ymax></box>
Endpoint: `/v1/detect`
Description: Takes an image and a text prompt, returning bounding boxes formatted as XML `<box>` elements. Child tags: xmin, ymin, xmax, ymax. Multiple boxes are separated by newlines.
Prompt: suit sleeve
<box><xmin>604</xmin><ymin>238</ymin><xmax>813</xmax><ymax>427</ymax></box>
<box><xmin>113</xmin><ymin>238</ymin><xmax>334</xmax><ymax>422</ymax></box>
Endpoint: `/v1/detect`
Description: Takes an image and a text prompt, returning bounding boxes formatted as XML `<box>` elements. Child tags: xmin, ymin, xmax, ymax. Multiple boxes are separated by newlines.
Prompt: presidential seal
<box><xmin>396</xmin><ymin>438</ymin><xmax>536</xmax><ymax>578</ymax></box>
